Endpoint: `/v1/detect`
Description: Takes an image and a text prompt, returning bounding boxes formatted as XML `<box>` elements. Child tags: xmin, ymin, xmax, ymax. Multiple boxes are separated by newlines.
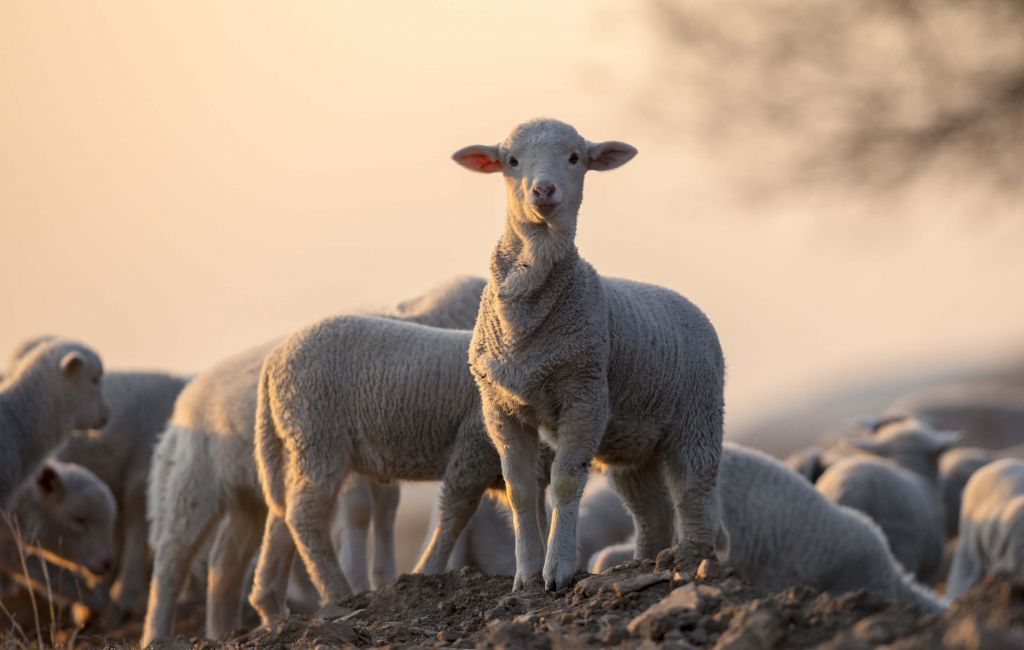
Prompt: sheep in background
<box><xmin>1</xmin><ymin>461</ymin><xmax>116</xmax><ymax>615</ymax></box>
<box><xmin>249</xmin><ymin>315</ymin><xmax>539</xmax><ymax>622</ymax></box>
<box><xmin>454</xmin><ymin>118</ymin><xmax>725</xmax><ymax>592</ymax></box>
<box><xmin>784</xmin><ymin>415</ymin><xmax>910</xmax><ymax>483</ymax></box>
<box><xmin>594</xmin><ymin>444</ymin><xmax>945</xmax><ymax>613</ymax></box>
<box><xmin>142</xmin><ymin>275</ymin><xmax>485</xmax><ymax>646</ymax></box>
<box><xmin>885</xmin><ymin>383</ymin><xmax>1024</xmax><ymax>450</ymax></box>
<box><xmin>939</xmin><ymin>447</ymin><xmax>994</xmax><ymax>539</ymax></box>
<box><xmin>947</xmin><ymin>458</ymin><xmax>1024</xmax><ymax>599</ymax></box>
<box><xmin>815</xmin><ymin>418</ymin><xmax>958</xmax><ymax>585</ymax></box>
<box><xmin>0</xmin><ymin>339</ymin><xmax>108</xmax><ymax>507</ymax></box>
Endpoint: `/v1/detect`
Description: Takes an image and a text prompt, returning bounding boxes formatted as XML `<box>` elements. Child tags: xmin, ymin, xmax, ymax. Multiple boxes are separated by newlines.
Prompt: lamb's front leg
<box><xmin>484</xmin><ymin>405</ymin><xmax>546</xmax><ymax>590</ymax></box>
<box><xmin>544</xmin><ymin>407</ymin><xmax>604</xmax><ymax>591</ymax></box>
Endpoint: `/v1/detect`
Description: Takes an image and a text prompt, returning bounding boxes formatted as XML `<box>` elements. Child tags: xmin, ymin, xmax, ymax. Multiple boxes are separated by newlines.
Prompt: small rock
<box><xmin>627</xmin><ymin>583</ymin><xmax>703</xmax><ymax>639</ymax></box>
<box><xmin>851</xmin><ymin>611</ymin><xmax>916</xmax><ymax>643</ymax></box>
<box><xmin>943</xmin><ymin>617</ymin><xmax>1024</xmax><ymax>650</ymax></box>
<box><xmin>713</xmin><ymin>608</ymin><xmax>784</xmax><ymax>650</ymax></box>
<box><xmin>436</xmin><ymin>629</ymin><xmax>460</xmax><ymax>643</ymax></box>
<box><xmin>314</xmin><ymin>602</ymin><xmax>351</xmax><ymax>620</ymax></box>
<box><xmin>613</xmin><ymin>571</ymin><xmax>672</xmax><ymax>596</ymax></box>
<box><xmin>573</xmin><ymin>573</ymin><xmax>619</xmax><ymax>597</ymax></box>
<box><xmin>600</xmin><ymin>614</ymin><xmax>629</xmax><ymax>645</ymax></box>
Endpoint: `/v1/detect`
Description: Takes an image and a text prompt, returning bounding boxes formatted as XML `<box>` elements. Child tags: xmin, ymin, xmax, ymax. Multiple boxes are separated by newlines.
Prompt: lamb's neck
<box><xmin>491</xmin><ymin>209</ymin><xmax>578</xmax><ymax>300</ymax></box>
<box><xmin>1</xmin><ymin>374</ymin><xmax>70</xmax><ymax>468</ymax></box>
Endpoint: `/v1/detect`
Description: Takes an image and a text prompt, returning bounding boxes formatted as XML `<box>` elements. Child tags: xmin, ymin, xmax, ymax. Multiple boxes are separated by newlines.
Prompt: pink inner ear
<box><xmin>465</xmin><ymin>153</ymin><xmax>498</xmax><ymax>171</ymax></box>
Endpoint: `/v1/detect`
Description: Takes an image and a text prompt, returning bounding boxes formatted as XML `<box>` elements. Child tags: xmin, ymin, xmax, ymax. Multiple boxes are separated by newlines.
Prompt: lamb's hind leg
<box><xmin>205</xmin><ymin>505</ymin><xmax>263</xmax><ymax>639</ymax></box>
<box><xmin>335</xmin><ymin>475</ymin><xmax>373</xmax><ymax>594</ymax></box>
<box><xmin>369</xmin><ymin>479</ymin><xmax>400</xmax><ymax>589</ymax></box>
<box><xmin>607</xmin><ymin>459</ymin><xmax>674</xmax><ymax>560</ymax></box>
<box><xmin>661</xmin><ymin>425</ymin><xmax>724</xmax><ymax>571</ymax></box>
<box><xmin>249</xmin><ymin>511</ymin><xmax>296</xmax><ymax>625</ymax></box>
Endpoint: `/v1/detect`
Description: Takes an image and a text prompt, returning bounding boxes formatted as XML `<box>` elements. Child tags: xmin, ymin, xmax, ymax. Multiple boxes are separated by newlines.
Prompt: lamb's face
<box><xmin>32</xmin><ymin>463</ymin><xmax>116</xmax><ymax>576</ymax></box>
<box><xmin>58</xmin><ymin>345</ymin><xmax>109</xmax><ymax>430</ymax></box>
<box><xmin>452</xmin><ymin>118</ymin><xmax>637</xmax><ymax>232</ymax></box>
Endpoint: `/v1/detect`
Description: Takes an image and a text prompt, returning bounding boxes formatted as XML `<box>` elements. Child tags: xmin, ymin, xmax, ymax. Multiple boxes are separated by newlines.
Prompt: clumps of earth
<box><xmin>66</xmin><ymin>559</ymin><xmax>1024</xmax><ymax>649</ymax></box>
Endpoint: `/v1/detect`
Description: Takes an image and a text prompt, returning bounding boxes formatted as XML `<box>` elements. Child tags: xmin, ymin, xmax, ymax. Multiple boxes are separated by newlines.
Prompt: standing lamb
<box><xmin>939</xmin><ymin>447</ymin><xmax>994</xmax><ymax>539</ymax></box>
<box><xmin>815</xmin><ymin>418</ymin><xmax>957</xmax><ymax>585</ymax></box>
<box><xmin>142</xmin><ymin>275</ymin><xmax>485</xmax><ymax>646</ymax></box>
<box><xmin>0</xmin><ymin>339</ymin><xmax>108</xmax><ymax>507</ymax></box>
<box><xmin>7</xmin><ymin>336</ymin><xmax>189</xmax><ymax>618</ymax></box>
<box><xmin>595</xmin><ymin>444</ymin><xmax>945</xmax><ymax>613</ymax></box>
<box><xmin>1</xmin><ymin>461</ymin><xmax>116</xmax><ymax>614</ymax></box>
<box><xmin>946</xmin><ymin>458</ymin><xmax>1024</xmax><ymax>598</ymax></box>
<box><xmin>249</xmin><ymin>315</ymin><xmax>548</xmax><ymax>622</ymax></box>
<box><xmin>453</xmin><ymin>118</ymin><xmax>725</xmax><ymax>591</ymax></box>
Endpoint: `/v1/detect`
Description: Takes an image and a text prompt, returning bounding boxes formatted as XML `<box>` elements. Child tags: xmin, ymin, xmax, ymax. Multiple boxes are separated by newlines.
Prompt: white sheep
<box><xmin>1</xmin><ymin>461</ymin><xmax>116</xmax><ymax>614</ymax></box>
<box><xmin>249</xmin><ymin>315</ymin><xmax>537</xmax><ymax>622</ymax></box>
<box><xmin>946</xmin><ymin>458</ymin><xmax>1024</xmax><ymax>598</ymax></box>
<box><xmin>815</xmin><ymin>418</ymin><xmax>957</xmax><ymax>585</ymax></box>
<box><xmin>595</xmin><ymin>444</ymin><xmax>945</xmax><ymax>612</ymax></box>
<box><xmin>453</xmin><ymin>118</ymin><xmax>725</xmax><ymax>591</ymax></box>
<box><xmin>0</xmin><ymin>339</ymin><xmax>108</xmax><ymax>507</ymax></box>
<box><xmin>939</xmin><ymin>447</ymin><xmax>994</xmax><ymax>539</ymax></box>
<box><xmin>142</xmin><ymin>275</ymin><xmax>485</xmax><ymax>646</ymax></box>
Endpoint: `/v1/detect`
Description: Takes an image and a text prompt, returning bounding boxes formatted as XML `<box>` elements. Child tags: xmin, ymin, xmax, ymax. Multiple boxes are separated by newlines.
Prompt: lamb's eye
<box><xmin>569</xmin><ymin>153</ymin><xmax>579</xmax><ymax>165</ymax></box>
<box><xmin>508</xmin><ymin>156</ymin><xmax>519</xmax><ymax>168</ymax></box>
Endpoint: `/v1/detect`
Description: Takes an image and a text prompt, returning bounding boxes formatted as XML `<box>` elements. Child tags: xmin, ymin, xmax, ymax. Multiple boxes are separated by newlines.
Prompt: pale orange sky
<box><xmin>2</xmin><ymin>1</ymin><xmax>1023</xmax><ymax>435</ymax></box>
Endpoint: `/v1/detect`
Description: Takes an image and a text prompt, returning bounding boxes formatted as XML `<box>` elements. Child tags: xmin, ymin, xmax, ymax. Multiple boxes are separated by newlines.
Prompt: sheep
<box><xmin>248</xmin><ymin>315</ymin><xmax>547</xmax><ymax>623</ymax></box>
<box><xmin>939</xmin><ymin>447</ymin><xmax>994</xmax><ymax>539</ymax></box>
<box><xmin>815</xmin><ymin>418</ymin><xmax>957</xmax><ymax>585</ymax></box>
<box><xmin>1</xmin><ymin>461</ymin><xmax>116</xmax><ymax>614</ymax></box>
<box><xmin>946</xmin><ymin>458</ymin><xmax>1024</xmax><ymax>599</ymax></box>
<box><xmin>453</xmin><ymin>118</ymin><xmax>725</xmax><ymax>591</ymax></box>
<box><xmin>783</xmin><ymin>415</ymin><xmax>910</xmax><ymax>483</ymax></box>
<box><xmin>7</xmin><ymin>336</ymin><xmax>190</xmax><ymax>617</ymax></box>
<box><xmin>0</xmin><ymin>339</ymin><xmax>108</xmax><ymax>508</ymax></box>
<box><xmin>595</xmin><ymin>444</ymin><xmax>946</xmax><ymax>612</ymax></box>
<box><xmin>142</xmin><ymin>275</ymin><xmax>485</xmax><ymax>646</ymax></box>
<box><xmin>422</xmin><ymin>474</ymin><xmax>632</xmax><ymax>576</ymax></box>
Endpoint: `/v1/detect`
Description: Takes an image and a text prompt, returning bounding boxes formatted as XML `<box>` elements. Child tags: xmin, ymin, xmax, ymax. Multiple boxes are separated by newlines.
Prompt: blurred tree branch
<box><xmin>650</xmin><ymin>0</ymin><xmax>1024</xmax><ymax>191</ymax></box>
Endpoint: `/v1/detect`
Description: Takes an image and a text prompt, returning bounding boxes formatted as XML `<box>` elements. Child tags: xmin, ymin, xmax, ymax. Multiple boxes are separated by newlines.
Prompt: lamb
<box><xmin>596</xmin><ymin>444</ymin><xmax>946</xmax><ymax>612</ymax></box>
<box><xmin>784</xmin><ymin>415</ymin><xmax>909</xmax><ymax>483</ymax></box>
<box><xmin>939</xmin><ymin>447</ymin><xmax>994</xmax><ymax>539</ymax></box>
<box><xmin>0</xmin><ymin>338</ymin><xmax>108</xmax><ymax>507</ymax></box>
<box><xmin>454</xmin><ymin>118</ymin><xmax>725</xmax><ymax>591</ymax></box>
<box><xmin>142</xmin><ymin>275</ymin><xmax>485</xmax><ymax>646</ymax></box>
<box><xmin>8</xmin><ymin>336</ymin><xmax>190</xmax><ymax>617</ymax></box>
<box><xmin>248</xmin><ymin>315</ymin><xmax>539</xmax><ymax>623</ymax></box>
<box><xmin>814</xmin><ymin>418</ymin><xmax>957</xmax><ymax>585</ymax></box>
<box><xmin>946</xmin><ymin>458</ymin><xmax>1024</xmax><ymax>599</ymax></box>
<box><xmin>1</xmin><ymin>461</ymin><xmax>116</xmax><ymax>614</ymax></box>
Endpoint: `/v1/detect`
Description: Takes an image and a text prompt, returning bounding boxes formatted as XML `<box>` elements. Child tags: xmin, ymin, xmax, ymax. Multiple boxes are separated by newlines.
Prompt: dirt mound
<box><xmin>6</xmin><ymin>564</ymin><xmax>1024</xmax><ymax>649</ymax></box>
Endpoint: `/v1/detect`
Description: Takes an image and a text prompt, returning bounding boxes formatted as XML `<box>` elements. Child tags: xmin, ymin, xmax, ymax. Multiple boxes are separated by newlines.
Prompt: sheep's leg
<box><xmin>413</xmin><ymin>478</ymin><xmax>488</xmax><ymax>575</ymax></box>
<box><xmin>945</xmin><ymin>537</ymin><xmax>984</xmax><ymax>600</ymax></box>
<box><xmin>205</xmin><ymin>507</ymin><xmax>263</xmax><ymax>639</ymax></box>
<box><xmin>483</xmin><ymin>406</ymin><xmax>546</xmax><ymax>590</ymax></box>
<box><xmin>607</xmin><ymin>460</ymin><xmax>674</xmax><ymax>560</ymax></box>
<box><xmin>249</xmin><ymin>511</ymin><xmax>295</xmax><ymax>625</ymax></box>
<box><xmin>141</xmin><ymin>494</ymin><xmax>219</xmax><ymax>646</ymax></box>
<box><xmin>285</xmin><ymin>459</ymin><xmax>352</xmax><ymax>605</ymax></box>
<box><xmin>661</xmin><ymin>435</ymin><xmax>723</xmax><ymax>572</ymax></box>
<box><xmin>543</xmin><ymin>407</ymin><xmax>604</xmax><ymax>592</ymax></box>
<box><xmin>369</xmin><ymin>479</ymin><xmax>400</xmax><ymax>589</ymax></box>
<box><xmin>111</xmin><ymin>486</ymin><xmax>149</xmax><ymax>620</ymax></box>
<box><xmin>336</xmin><ymin>476</ymin><xmax>372</xmax><ymax>594</ymax></box>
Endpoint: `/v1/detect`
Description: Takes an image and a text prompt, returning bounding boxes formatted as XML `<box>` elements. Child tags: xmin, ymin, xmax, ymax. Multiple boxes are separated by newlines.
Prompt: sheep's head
<box><xmin>842</xmin><ymin>416</ymin><xmax>960</xmax><ymax>480</ymax></box>
<box><xmin>54</xmin><ymin>343</ymin><xmax>109</xmax><ymax>430</ymax></box>
<box><xmin>453</xmin><ymin>119</ymin><xmax>636</xmax><ymax>235</ymax></box>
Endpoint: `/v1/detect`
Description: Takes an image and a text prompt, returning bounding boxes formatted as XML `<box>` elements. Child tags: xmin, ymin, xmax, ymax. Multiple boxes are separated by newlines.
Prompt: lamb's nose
<box><xmin>532</xmin><ymin>181</ymin><xmax>556</xmax><ymax>199</ymax></box>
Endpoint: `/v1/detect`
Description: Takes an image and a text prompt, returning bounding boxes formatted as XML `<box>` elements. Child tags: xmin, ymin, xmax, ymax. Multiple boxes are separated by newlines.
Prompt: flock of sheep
<box><xmin>1</xmin><ymin>118</ymin><xmax>1023</xmax><ymax>648</ymax></box>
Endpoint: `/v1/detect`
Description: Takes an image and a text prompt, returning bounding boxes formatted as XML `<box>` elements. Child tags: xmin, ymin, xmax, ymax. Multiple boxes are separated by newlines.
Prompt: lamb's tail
<box><xmin>255</xmin><ymin>358</ymin><xmax>287</xmax><ymax>517</ymax></box>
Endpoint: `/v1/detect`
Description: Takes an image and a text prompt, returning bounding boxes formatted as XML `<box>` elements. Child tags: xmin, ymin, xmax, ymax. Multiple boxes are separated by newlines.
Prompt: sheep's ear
<box><xmin>452</xmin><ymin>145</ymin><xmax>502</xmax><ymax>173</ymax></box>
<box><xmin>60</xmin><ymin>351</ymin><xmax>85</xmax><ymax>377</ymax></box>
<box><xmin>841</xmin><ymin>436</ymin><xmax>887</xmax><ymax>456</ymax></box>
<box><xmin>587</xmin><ymin>140</ymin><xmax>637</xmax><ymax>171</ymax></box>
<box><xmin>925</xmin><ymin>430</ymin><xmax>961</xmax><ymax>453</ymax></box>
<box><xmin>856</xmin><ymin>414</ymin><xmax>908</xmax><ymax>434</ymax></box>
<box><xmin>36</xmin><ymin>465</ymin><xmax>62</xmax><ymax>495</ymax></box>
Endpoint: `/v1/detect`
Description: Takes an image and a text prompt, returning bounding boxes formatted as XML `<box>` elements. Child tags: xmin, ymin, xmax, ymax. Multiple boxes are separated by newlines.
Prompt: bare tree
<box><xmin>649</xmin><ymin>0</ymin><xmax>1024</xmax><ymax>191</ymax></box>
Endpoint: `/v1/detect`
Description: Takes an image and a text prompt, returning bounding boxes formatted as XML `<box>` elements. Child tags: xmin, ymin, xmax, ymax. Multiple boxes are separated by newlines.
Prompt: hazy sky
<box><xmin>3</xmin><ymin>1</ymin><xmax>1023</xmax><ymax>434</ymax></box>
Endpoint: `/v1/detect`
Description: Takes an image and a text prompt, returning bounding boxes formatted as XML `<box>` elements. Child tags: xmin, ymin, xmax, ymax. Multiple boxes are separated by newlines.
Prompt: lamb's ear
<box><xmin>856</xmin><ymin>414</ymin><xmax>908</xmax><ymax>434</ymax></box>
<box><xmin>841</xmin><ymin>436</ymin><xmax>888</xmax><ymax>456</ymax></box>
<box><xmin>452</xmin><ymin>145</ymin><xmax>502</xmax><ymax>173</ymax></box>
<box><xmin>36</xmin><ymin>465</ymin><xmax>62</xmax><ymax>495</ymax></box>
<box><xmin>60</xmin><ymin>351</ymin><xmax>84</xmax><ymax>377</ymax></box>
<box><xmin>587</xmin><ymin>140</ymin><xmax>637</xmax><ymax>171</ymax></box>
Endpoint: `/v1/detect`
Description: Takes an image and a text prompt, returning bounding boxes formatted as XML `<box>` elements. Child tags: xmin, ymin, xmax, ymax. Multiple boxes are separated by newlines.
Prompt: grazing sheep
<box><xmin>249</xmin><ymin>315</ymin><xmax>541</xmax><ymax>623</ymax></box>
<box><xmin>1</xmin><ymin>462</ymin><xmax>116</xmax><ymax>613</ymax></box>
<box><xmin>939</xmin><ymin>447</ymin><xmax>994</xmax><ymax>539</ymax></box>
<box><xmin>594</xmin><ymin>444</ymin><xmax>945</xmax><ymax>612</ymax></box>
<box><xmin>946</xmin><ymin>458</ymin><xmax>1024</xmax><ymax>599</ymax></box>
<box><xmin>815</xmin><ymin>418</ymin><xmax>957</xmax><ymax>585</ymax></box>
<box><xmin>8</xmin><ymin>336</ymin><xmax>190</xmax><ymax>617</ymax></box>
<box><xmin>142</xmin><ymin>276</ymin><xmax>485</xmax><ymax>645</ymax></box>
<box><xmin>0</xmin><ymin>339</ymin><xmax>108</xmax><ymax>507</ymax></box>
<box><xmin>784</xmin><ymin>415</ymin><xmax>910</xmax><ymax>483</ymax></box>
<box><xmin>453</xmin><ymin>118</ymin><xmax>725</xmax><ymax>592</ymax></box>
